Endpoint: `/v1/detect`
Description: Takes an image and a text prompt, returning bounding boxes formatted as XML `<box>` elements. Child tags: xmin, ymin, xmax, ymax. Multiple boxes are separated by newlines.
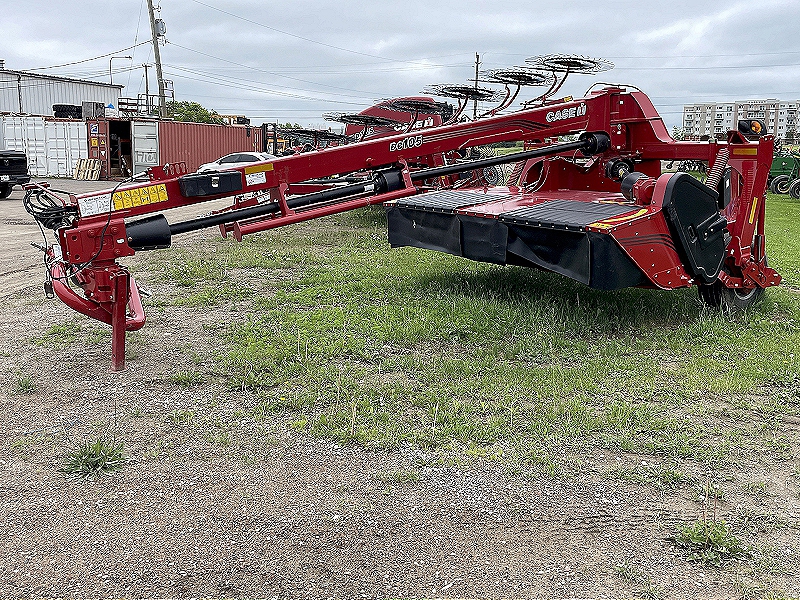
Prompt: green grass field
<box><xmin>150</xmin><ymin>193</ymin><xmax>800</xmax><ymax>469</ymax></box>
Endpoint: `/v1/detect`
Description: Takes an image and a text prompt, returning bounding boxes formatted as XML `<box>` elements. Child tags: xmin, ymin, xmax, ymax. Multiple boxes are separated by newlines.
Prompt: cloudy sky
<box><xmin>2</xmin><ymin>0</ymin><xmax>799</xmax><ymax>129</ymax></box>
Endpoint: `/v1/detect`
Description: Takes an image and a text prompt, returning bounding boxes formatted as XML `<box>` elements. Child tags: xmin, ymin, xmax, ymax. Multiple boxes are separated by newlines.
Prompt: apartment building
<box><xmin>682</xmin><ymin>99</ymin><xmax>799</xmax><ymax>142</ymax></box>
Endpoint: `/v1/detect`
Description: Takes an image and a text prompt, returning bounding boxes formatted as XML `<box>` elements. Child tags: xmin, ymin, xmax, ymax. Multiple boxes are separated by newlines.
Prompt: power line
<box><xmin>24</xmin><ymin>41</ymin><xmax>151</xmax><ymax>71</ymax></box>
<box><xmin>168</xmin><ymin>42</ymin><xmax>386</xmax><ymax>97</ymax></box>
<box><xmin>161</xmin><ymin>67</ymin><xmax>369</xmax><ymax>106</ymax></box>
<box><xmin>185</xmin><ymin>0</ymin><xmax>457</xmax><ymax>66</ymax></box>
<box><xmin>126</xmin><ymin>0</ymin><xmax>147</xmax><ymax>91</ymax></box>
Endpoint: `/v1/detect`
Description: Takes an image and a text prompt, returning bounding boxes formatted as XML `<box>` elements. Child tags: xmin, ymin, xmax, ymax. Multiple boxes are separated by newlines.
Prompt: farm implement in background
<box><xmin>769</xmin><ymin>145</ymin><xmax>800</xmax><ymax>198</ymax></box>
<box><xmin>23</xmin><ymin>54</ymin><xmax>780</xmax><ymax>371</ymax></box>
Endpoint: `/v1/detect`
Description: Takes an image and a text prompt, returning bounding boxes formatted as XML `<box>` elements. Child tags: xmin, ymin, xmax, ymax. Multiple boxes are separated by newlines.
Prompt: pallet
<box><xmin>73</xmin><ymin>158</ymin><xmax>102</xmax><ymax>181</ymax></box>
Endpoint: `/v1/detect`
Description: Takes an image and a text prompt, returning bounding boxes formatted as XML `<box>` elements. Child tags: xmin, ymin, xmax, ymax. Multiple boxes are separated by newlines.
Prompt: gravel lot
<box><xmin>1</xmin><ymin>180</ymin><xmax>798</xmax><ymax>598</ymax></box>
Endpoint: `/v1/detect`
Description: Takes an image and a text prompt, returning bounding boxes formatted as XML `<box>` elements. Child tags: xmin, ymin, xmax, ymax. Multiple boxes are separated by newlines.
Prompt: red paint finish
<box><xmin>158</xmin><ymin>121</ymin><xmax>263</xmax><ymax>173</ymax></box>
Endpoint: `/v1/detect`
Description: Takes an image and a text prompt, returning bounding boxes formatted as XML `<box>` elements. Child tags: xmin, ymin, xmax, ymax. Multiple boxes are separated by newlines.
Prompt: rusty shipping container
<box><xmin>159</xmin><ymin>121</ymin><xmax>263</xmax><ymax>173</ymax></box>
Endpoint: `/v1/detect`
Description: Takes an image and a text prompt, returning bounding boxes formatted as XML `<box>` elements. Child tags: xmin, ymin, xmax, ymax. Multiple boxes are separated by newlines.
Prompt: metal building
<box><xmin>0</xmin><ymin>63</ymin><xmax>121</xmax><ymax>117</ymax></box>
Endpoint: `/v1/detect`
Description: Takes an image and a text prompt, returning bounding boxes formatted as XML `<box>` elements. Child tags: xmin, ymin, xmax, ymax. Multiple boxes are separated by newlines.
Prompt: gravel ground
<box><xmin>1</xmin><ymin>180</ymin><xmax>798</xmax><ymax>598</ymax></box>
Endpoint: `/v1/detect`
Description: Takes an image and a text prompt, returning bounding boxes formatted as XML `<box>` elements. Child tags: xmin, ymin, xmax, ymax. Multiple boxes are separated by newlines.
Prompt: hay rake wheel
<box><xmin>422</xmin><ymin>84</ymin><xmax>504</xmax><ymax>125</ymax></box>
<box><xmin>323</xmin><ymin>112</ymin><xmax>405</xmax><ymax>142</ymax></box>
<box><xmin>379</xmin><ymin>98</ymin><xmax>453</xmax><ymax>132</ymax></box>
<box><xmin>280</xmin><ymin>127</ymin><xmax>350</xmax><ymax>151</ymax></box>
<box><xmin>480</xmin><ymin>67</ymin><xmax>555</xmax><ymax>116</ymax></box>
<box><xmin>523</xmin><ymin>54</ymin><xmax>614</xmax><ymax>105</ymax></box>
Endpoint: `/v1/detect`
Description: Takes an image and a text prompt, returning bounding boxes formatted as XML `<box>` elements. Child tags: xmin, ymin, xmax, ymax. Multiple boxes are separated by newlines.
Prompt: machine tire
<box><xmin>698</xmin><ymin>279</ymin><xmax>764</xmax><ymax>313</ymax></box>
<box><xmin>0</xmin><ymin>183</ymin><xmax>11</xmax><ymax>199</ymax></box>
<box><xmin>770</xmin><ymin>174</ymin><xmax>790</xmax><ymax>194</ymax></box>
<box><xmin>790</xmin><ymin>178</ymin><xmax>800</xmax><ymax>199</ymax></box>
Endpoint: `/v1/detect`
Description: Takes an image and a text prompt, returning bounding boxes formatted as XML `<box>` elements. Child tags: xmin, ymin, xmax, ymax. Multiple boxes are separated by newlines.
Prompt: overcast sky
<box><xmin>2</xmin><ymin>0</ymin><xmax>799</xmax><ymax>130</ymax></box>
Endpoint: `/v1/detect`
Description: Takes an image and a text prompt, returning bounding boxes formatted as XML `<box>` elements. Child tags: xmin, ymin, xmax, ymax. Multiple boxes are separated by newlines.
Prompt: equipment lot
<box><xmin>1</xmin><ymin>181</ymin><xmax>799</xmax><ymax>597</ymax></box>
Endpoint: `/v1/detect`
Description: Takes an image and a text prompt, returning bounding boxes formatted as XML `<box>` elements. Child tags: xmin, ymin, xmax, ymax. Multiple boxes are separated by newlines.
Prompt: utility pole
<box><xmin>147</xmin><ymin>0</ymin><xmax>167</xmax><ymax>118</ymax></box>
<box><xmin>143</xmin><ymin>63</ymin><xmax>150</xmax><ymax>114</ymax></box>
<box><xmin>473</xmin><ymin>52</ymin><xmax>481</xmax><ymax>120</ymax></box>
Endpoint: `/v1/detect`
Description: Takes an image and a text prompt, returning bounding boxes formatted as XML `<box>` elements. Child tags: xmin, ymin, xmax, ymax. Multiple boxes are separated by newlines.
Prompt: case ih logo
<box><xmin>545</xmin><ymin>103</ymin><xmax>587</xmax><ymax>123</ymax></box>
<box><xmin>389</xmin><ymin>135</ymin><xmax>423</xmax><ymax>152</ymax></box>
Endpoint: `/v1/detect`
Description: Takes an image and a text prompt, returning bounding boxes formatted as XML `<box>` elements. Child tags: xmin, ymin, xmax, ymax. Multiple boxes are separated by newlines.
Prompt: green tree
<box><xmin>672</xmin><ymin>126</ymin><xmax>687</xmax><ymax>141</ymax></box>
<box><xmin>165</xmin><ymin>101</ymin><xmax>224</xmax><ymax>124</ymax></box>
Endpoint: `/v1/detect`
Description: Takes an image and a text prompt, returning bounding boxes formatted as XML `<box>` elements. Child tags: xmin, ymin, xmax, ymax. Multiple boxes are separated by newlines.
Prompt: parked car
<box><xmin>0</xmin><ymin>150</ymin><xmax>30</xmax><ymax>198</ymax></box>
<box><xmin>196</xmin><ymin>151</ymin><xmax>275</xmax><ymax>173</ymax></box>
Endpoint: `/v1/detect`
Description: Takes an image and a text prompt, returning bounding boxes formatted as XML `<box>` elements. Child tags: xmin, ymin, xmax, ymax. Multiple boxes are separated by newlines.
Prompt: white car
<box><xmin>196</xmin><ymin>151</ymin><xmax>275</xmax><ymax>173</ymax></box>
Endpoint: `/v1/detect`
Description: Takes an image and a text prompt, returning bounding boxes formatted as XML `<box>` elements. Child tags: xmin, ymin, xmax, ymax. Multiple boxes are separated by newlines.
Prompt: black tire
<box><xmin>0</xmin><ymin>183</ymin><xmax>11</xmax><ymax>199</ymax></box>
<box><xmin>770</xmin><ymin>174</ymin><xmax>790</xmax><ymax>194</ymax></box>
<box><xmin>698</xmin><ymin>279</ymin><xmax>764</xmax><ymax>313</ymax></box>
<box><xmin>790</xmin><ymin>178</ymin><xmax>800</xmax><ymax>199</ymax></box>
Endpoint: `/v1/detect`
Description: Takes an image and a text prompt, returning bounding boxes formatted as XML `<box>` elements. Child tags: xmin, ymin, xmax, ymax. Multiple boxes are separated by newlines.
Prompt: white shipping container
<box><xmin>1</xmin><ymin>116</ymin><xmax>88</xmax><ymax>177</ymax></box>
<box><xmin>2</xmin><ymin>116</ymin><xmax>47</xmax><ymax>176</ymax></box>
<box><xmin>45</xmin><ymin>121</ymin><xmax>88</xmax><ymax>178</ymax></box>
<box><xmin>132</xmin><ymin>120</ymin><xmax>159</xmax><ymax>177</ymax></box>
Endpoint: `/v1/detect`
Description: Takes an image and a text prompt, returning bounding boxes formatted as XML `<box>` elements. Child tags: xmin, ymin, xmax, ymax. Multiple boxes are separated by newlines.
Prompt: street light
<box><xmin>109</xmin><ymin>56</ymin><xmax>132</xmax><ymax>86</ymax></box>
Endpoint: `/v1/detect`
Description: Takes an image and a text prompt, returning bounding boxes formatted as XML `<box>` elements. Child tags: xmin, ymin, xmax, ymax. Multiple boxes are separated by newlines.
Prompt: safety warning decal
<box><xmin>77</xmin><ymin>184</ymin><xmax>169</xmax><ymax>217</ymax></box>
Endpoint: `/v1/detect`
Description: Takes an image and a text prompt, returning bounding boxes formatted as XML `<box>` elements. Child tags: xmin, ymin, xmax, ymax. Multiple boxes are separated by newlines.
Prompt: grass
<box><xmin>141</xmin><ymin>194</ymin><xmax>800</xmax><ymax>469</ymax></box>
<box><xmin>61</xmin><ymin>438</ymin><xmax>126</xmax><ymax>478</ymax></box>
<box><xmin>614</xmin><ymin>561</ymin><xmax>665</xmax><ymax>599</ymax></box>
<box><xmin>611</xmin><ymin>462</ymin><xmax>692</xmax><ymax>489</ymax></box>
<box><xmin>671</xmin><ymin>519</ymin><xmax>749</xmax><ymax>566</ymax></box>
<box><xmin>15</xmin><ymin>375</ymin><xmax>36</xmax><ymax>395</ymax></box>
<box><xmin>168</xmin><ymin>370</ymin><xmax>206</xmax><ymax>387</ymax></box>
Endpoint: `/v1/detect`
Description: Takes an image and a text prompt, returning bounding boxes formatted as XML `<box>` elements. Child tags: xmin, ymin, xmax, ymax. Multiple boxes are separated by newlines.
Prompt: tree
<box><xmin>672</xmin><ymin>126</ymin><xmax>687</xmax><ymax>141</ymax></box>
<box><xmin>165</xmin><ymin>101</ymin><xmax>224</xmax><ymax>124</ymax></box>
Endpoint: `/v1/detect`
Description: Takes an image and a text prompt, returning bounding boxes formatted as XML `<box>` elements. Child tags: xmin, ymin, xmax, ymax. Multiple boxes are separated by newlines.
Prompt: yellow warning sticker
<box><xmin>588</xmin><ymin>208</ymin><xmax>648</xmax><ymax>229</ymax></box>
<box><xmin>749</xmin><ymin>197</ymin><xmax>758</xmax><ymax>224</ymax></box>
<box><xmin>107</xmin><ymin>184</ymin><xmax>169</xmax><ymax>213</ymax></box>
<box><xmin>244</xmin><ymin>164</ymin><xmax>274</xmax><ymax>174</ymax></box>
<box><xmin>732</xmin><ymin>148</ymin><xmax>758</xmax><ymax>156</ymax></box>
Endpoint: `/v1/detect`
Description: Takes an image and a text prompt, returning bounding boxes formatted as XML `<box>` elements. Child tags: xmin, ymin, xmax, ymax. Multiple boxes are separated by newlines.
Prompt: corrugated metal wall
<box><xmin>1</xmin><ymin>116</ymin><xmax>88</xmax><ymax>177</ymax></box>
<box><xmin>158</xmin><ymin>121</ymin><xmax>263</xmax><ymax>172</ymax></box>
<box><xmin>0</xmin><ymin>71</ymin><xmax>120</xmax><ymax>117</ymax></box>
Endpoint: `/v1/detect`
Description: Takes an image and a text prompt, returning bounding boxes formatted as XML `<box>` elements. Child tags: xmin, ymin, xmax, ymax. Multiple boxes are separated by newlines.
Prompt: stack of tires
<box><xmin>52</xmin><ymin>104</ymin><xmax>83</xmax><ymax>119</ymax></box>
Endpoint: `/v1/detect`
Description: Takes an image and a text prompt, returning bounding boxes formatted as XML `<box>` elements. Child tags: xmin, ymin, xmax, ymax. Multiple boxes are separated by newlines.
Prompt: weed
<box><xmin>61</xmin><ymin>438</ymin><xmax>126</xmax><ymax>478</ymax></box>
<box><xmin>15</xmin><ymin>375</ymin><xmax>35</xmax><ymax>395</ymax></box>
<box><xmin>692</xmin><ymin>480</ymin><xmax>725</xmax><ymax>502</ymax></box>
<box><xmin>671</xmin><ymin>519</ymin><xmax>748</xmax><ymax>566</ymax></box>
<box><xmin>168</xmin><ymin>370</ymin><xmax>206</xmax><ymax>387</ymax></box>
<box><xmin>36</xmin><ymin>320</ymin><xmax>81</xmax><ymax>347</ymax></box>
<box><xmin>168</xmin><ymin>408</ymin><xmax>195</xmax><ymax>425</ymax></box>
<box><xmin>612</xmin><ymin>462</ymin><xmax>691</xmax><ymax>489</ymax></box>
<box><xmin>376</xmin><ymin>468</ymin><xmax>420</xmax><ymax>484</ymax></box>
<box><xmin>207</xmin><ymin>431</ymin><xmax>232</xmax><ymax>446</ymax></box>
<box><xmin>744</xmin><ymin>480</ymin><xmax>769</xmax><ymax>499</ymax></box>
<box><xmin>613</xmin><ymin>561</ymin><xmax>665</xmax><ymax>599</ymax></box>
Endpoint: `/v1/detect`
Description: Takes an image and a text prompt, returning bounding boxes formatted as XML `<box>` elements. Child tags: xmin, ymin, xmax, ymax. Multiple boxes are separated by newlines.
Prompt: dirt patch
<box><xmin>1</xmin><ymin>182</ymin><xmax>798</xmax><ymax>598</ymax></box>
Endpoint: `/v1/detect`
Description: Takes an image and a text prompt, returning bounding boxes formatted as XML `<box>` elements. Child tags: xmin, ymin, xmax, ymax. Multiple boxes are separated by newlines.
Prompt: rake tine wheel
<box><xmin>422</xmin><ymin>84</ymin><xmax>504</xmax><ymax>124</ymax></box>
<box><xmin>524</xmin><ymin>54</ymin><xmax>614</xmax><ymax>105</ymax></box>
<box><xmin>480</xmin><ymin>67</ymin><xmax>554</xmax><ymax>116</ymax></box>
<box><xmin>323</xmin><ymin>112</ymin><xmax>404</xmax><ymax>142</ymax></box>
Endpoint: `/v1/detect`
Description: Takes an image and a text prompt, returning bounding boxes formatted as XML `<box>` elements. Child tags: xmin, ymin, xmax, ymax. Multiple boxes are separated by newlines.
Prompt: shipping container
<box><xmin>158</xmin><ymin>120</ymin><xmax>262</xmax><ymax>172</ymax></box>
<box><xmin>45</xmin><ymin>120</ymin><xmax>88</xmax><ymax>177</ymax></box>
<box><xmin>132</xmin><ymin>120</ymin><xmax>159</xmax><ymax>176</ymax></box>
<box><xmin>2</xmin><ymin>116</ymin><xmax>46</xmax><ymax>176</ymax></box>
<box><xmin>1</xmin><ymin>116</ymin><xmax>89</xmax><ymax>177</ymax></box>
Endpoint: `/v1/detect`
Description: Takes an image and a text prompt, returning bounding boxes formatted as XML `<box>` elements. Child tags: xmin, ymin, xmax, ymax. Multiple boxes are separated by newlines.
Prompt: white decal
<box><xmin>389</xmin><ymin>135</ymin><xmax>424</xmax><ymax>152</ymax></box>
<box><xmin>78</xmin><ymin>192</ymin><xmax>113</xmax><ymax>217</ymax></box>
<box><xmin>246</xmin><ymin>171</ymin><xmax>267</xmax><ymax>186</ymax></box>
<box><xmin>545</xmin><ymin>102</ymin><xmax>587</xmax><ymax>123</ymax></box>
